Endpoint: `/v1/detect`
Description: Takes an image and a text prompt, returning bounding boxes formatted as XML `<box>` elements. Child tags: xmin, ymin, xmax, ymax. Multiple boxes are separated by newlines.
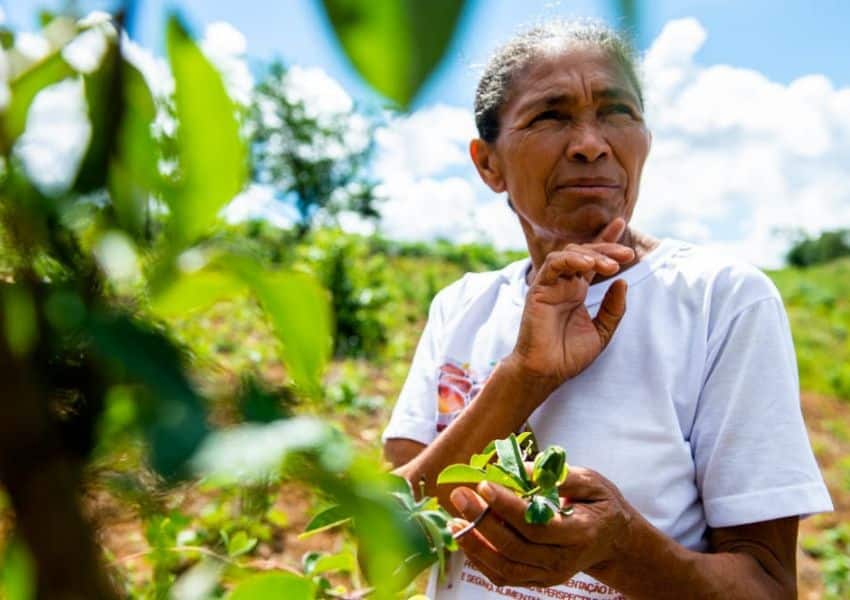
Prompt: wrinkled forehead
<box><xmin>503</xmin><ymin>44</ymin><xmax>638</xmax><ymax>112</ymax></box>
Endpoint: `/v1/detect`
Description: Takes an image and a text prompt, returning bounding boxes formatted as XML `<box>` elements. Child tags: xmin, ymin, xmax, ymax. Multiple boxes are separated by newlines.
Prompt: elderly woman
<box><xmin>382</xmin><ymin>20</ymin><xmax>831</xmax><ymax>600</ymax></box>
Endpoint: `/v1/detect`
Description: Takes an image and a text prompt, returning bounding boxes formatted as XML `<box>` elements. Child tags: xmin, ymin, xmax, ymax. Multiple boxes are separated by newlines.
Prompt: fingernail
<box><xmin>451</xmin><ymin>488</ymin><xmax>470</xmax><ymax>512</ymax></box>
<box><xmin>478</xmin><ymin>481</ymin><xmax>494</xmax><ymax>502</ymax></box>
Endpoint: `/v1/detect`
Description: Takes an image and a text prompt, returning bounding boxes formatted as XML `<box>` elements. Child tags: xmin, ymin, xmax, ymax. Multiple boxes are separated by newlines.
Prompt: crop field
<box><xmin>37</xmin><ymin>236</ymin><xmax>846</xmax><ymax>599</ymax></box>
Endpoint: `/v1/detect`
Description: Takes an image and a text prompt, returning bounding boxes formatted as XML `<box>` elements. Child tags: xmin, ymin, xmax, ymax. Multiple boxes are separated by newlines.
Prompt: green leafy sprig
<box><xmin>300</xmin><ymin>474</ymin><xmax>457</xmax><ymax>587</ymax></box>
<box><xmin>437</xmin><ymin>433</ymin><xmax>570</xmax><ymax>525</ymax></box>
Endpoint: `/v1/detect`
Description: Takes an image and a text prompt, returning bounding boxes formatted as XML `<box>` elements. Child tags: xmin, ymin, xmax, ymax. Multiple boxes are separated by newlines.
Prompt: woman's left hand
<box><xmin>449</xmin><ymin>466</ymin><xmax>635</xmax><ymax>588</ymax></box>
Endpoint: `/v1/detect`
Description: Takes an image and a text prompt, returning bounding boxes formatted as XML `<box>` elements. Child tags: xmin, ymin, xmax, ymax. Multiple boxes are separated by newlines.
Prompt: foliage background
<box><xmin>0</xmin><ymin>2</ymin><xmax>848</xmax><ymax>600</ymax></box>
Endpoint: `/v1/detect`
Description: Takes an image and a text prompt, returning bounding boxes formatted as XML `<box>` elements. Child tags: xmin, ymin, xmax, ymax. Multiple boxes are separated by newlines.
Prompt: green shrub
<box><xmin>802</xmin><ymin>524</ymin><xmax>850</xmax><ymax>599</ymax></box>
<box><xmin>786</xmin><ymin>229</ymin><xmax>850</xmax><ymax>267</ymax></box>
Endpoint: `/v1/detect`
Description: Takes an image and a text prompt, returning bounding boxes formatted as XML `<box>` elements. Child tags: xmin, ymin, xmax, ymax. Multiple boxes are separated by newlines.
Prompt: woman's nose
<box><xmin>566</xmin><ymin>124</ymin><xmax>609</xmax><ymax>163</ymax></box>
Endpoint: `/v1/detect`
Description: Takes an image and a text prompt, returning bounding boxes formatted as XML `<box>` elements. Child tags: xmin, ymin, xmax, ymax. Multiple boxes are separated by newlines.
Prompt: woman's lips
<box><xmin>555</xmin><ymin>183</ymin><xmax>621</xmax><ymax>199</ymax></box>
<box><xmin>554</xmin><ymin>177</ymin><xmax>621</xmax><ymax>196</ymax></box>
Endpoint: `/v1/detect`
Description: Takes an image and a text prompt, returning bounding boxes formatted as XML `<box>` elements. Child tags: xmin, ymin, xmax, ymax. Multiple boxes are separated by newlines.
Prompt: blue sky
<box><xmin>5</xmin><ymin>1</ymin><xmax>850</xmax><ymax>266</ymax></box>
<box><xmin>5</xmin><ymin>0</ymin><xmax>850</xmax><ymax>109</ymax></box>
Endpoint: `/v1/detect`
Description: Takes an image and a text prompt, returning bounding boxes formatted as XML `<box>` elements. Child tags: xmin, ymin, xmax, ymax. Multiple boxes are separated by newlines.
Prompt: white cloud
<box><xmin>374</xmin><ymin>104</ymin><xmax>476</xmax><ymax>179</ymax></box>
<box><xmin>122</xmin><ymin>32</ymin><xmax>174</xmax><ymax>98</ymax></box>
<box><xmin>201</xmin><ymin>21</ymin><xmax>253</xmax><ymax>107</ymax></box>
<box><xmin>62</xmin><ymin>25</ymin><xmax>109</xmax><ymax>74</ymax></box>
<box><xmin>13</xmin><ymin>78</ymin><xmax>91</xmax><ymax>197</ymax></box>
<box><xmin>283</xmin><ymin>65</ymin><xmax>353</xmax><ymax>121</ymax></box>
<box><xmin>15</xmin><ymin>32</ymin><xmax>50</xmax><ymax>62</ymax></box>
<box><xmin>376</xmin><ymin>176</ymin><xmax>478</xmax><ymax>242</ymax></box>
<box><xmin>635</xmin><ymin>17</ymin><xmax>850</xmax><ymax>267</ymax></box>
<box><xmin>222</xmin><ymin>184</ymin><xmax>296</xmax><ymax>229</ymax></box>
<box><xmin>371</xmin><ymin>103</ymin><xmax>521</xmax><ymax>248</ymax></box>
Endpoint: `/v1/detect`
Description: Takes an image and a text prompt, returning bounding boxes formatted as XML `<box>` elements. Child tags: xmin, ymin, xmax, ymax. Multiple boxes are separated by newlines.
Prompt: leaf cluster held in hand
<box><xmin>437</xmin><ymin>433</ymin><xmax>569</xmax><ymax>524</ymax></box>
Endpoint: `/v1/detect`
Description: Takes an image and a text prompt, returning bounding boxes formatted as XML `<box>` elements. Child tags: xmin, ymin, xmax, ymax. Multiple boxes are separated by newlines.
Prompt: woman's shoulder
<box><xmin>657</xmin><ymin>240</ymin><xmax>783</xmax><ymax>328</ymax></box>
<box><xmin>663</xmin><ymin>240</ymin><xmax>779</xmax><ymax>299</ymax></box>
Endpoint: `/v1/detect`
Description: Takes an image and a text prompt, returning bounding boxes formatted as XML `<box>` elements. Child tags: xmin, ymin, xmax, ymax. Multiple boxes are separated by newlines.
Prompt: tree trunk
<box><xmin>0</xmin><ymin>328</ymin><xmax>117</xmax><ymax>600</ymax></box>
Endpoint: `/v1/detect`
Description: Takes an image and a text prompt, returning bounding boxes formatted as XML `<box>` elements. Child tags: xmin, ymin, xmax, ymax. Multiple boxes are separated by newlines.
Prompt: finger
<box><xmin>477</xmin><ymin>482</ymin><xmax>577</xmax><ymax>545</ymax></box>
<box><xmin>454</xmin><ymin>526</ymin><xmax>554</xmax><ymax>588</ymax></box>
<box><xmin>451</xmin><ymin>488</ymin><xmax>567</xmax><ymax>571</ymax></box>
<box><xmin>593</xmin><ymin>279</ymin><xmax>627</xmax><ymax>349</ymax></box>
<box><xmin>594</xmin><ymin>217</ymin><xmax>626</xmax><ymax>244</ymax></box>
<box><xmin>537</xmin><ymin>249</ymin><xmax>621</xmax><ymax>286</ymax></box>
<box><xmin>537</xmin><ymin>252</ymin><xmax>592</xmax><ymax>286</ymax></box>
<box><xmin>579</xmin><ymin>242</ymin><xmax>635</xmax><ymax>264</ymax></box>
<box><xmin>557</xmin><ymin>466</ymin><xmax>611</xmax><ymax>501</ymax></box>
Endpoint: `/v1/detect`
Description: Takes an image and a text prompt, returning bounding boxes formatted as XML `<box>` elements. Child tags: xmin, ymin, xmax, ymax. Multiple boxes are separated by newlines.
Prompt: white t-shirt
<box><xmin>383</xmin><ymin>238</ymin><xmax>833</xmax><ymax>600</ymax></box>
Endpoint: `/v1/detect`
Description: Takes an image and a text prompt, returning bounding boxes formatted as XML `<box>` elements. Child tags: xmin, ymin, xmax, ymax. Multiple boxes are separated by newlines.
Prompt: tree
<box><xmin>250</xmin><ymin>61</ymin><xmax>380</xmax><ymax>238</ymax></box>
<box><xmin>786</xmin><ymin>229</ymin><xmax>850</xmax><ymax>268</ymax></box>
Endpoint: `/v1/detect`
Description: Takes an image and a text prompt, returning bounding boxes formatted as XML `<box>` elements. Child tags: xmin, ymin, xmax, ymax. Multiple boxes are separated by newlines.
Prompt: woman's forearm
<box><xmin>395</xmin><ymin>357</ymin><xmax>559</xmax><ymax>501</ymax></box>
<box><xmin>587</xmin><ymin>508</ymin><xmax>794</xmax><ymax>600</ymax></box>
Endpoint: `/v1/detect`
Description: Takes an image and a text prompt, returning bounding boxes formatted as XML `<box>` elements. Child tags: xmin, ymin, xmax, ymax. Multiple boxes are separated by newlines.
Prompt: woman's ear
<box><xmin>470</xmin><ymin>138</ymin><xmax>506</xmax><ymax>193</ymax></box>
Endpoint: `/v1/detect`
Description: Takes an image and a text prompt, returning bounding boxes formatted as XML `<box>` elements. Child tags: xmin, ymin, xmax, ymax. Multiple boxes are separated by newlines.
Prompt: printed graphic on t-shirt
<box><xmin>436</xmin><ymin>360</ymin><xmax>494</xmax><ymax>432</ymax></box>
<box><xmin>439</xmin><ymin>560</ymin><xmax>625</xmax><ymax>600</ymax></box>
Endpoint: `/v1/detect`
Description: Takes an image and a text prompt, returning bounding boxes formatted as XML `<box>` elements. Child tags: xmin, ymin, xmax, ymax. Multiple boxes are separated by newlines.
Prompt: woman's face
<box><xmin>473</xmin><ymin>45</ymin><xmax>651</xmax><ymax>243</ymax></box>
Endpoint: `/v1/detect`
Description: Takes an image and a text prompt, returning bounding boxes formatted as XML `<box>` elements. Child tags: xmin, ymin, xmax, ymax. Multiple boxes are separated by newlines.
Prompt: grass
<box><xmin>768</xmin><ymin>258</ymin><xmax>850</xmax><ymax>402</ymax></box>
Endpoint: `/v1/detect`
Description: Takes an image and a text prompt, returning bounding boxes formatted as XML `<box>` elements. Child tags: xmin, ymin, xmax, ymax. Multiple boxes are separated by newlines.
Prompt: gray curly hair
<box><xmin>474</xmin><ymin>19</ymin><xmax>644</xmax><ymax>143</ymax></box>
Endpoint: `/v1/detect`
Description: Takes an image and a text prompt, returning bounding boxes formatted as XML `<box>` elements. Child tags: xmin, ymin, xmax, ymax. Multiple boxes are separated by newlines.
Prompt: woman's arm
<box><xmin>587</xmin><ymin>511</ymin><xmax>798</xmax><ymax>600</ymax></box>
<box><xmin>449</xmin><ymin>468</ymin><xmax>797</xmax><ymax>599</ymax></box>
<box><xmin>387</xmin><ymin>219</ymin><xmax>635</xmax><ymax>506</ymax></box>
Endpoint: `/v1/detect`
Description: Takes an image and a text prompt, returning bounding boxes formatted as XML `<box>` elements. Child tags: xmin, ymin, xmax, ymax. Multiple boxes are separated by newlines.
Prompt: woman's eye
<box><xmin>603</xmin><ymin>104</ymin><xmax>635</xmax><ymax>117</ymax></box>
<box><xmin>530</xmin><ymin>110</ymin><xmax>562</xmax><ymax>125</ymax></box>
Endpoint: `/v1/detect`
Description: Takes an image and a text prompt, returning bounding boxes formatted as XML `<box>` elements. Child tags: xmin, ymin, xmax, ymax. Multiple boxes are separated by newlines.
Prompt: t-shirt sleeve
<box><xmin>381</xmin><ymin>293</ymin><xmax>445</xmax><ymax>446</ymax></box>
<box><xmin>692</xmin><ymin>295</ymin><xmax>833</xmax><ymax>528</ymax></box>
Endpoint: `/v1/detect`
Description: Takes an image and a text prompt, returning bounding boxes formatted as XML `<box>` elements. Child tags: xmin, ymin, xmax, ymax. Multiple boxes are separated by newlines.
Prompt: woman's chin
<box><xmin>542</xmin><ymin>209</ymin><xmax>623</xmax><ymax>242</ymax></box>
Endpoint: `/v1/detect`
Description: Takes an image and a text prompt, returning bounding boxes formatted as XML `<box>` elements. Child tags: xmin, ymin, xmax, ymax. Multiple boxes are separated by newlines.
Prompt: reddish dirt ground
<box><xmin>83</xmin><ymin>389</ymin><xmax>848</xmax><ymax>598</ymax></box>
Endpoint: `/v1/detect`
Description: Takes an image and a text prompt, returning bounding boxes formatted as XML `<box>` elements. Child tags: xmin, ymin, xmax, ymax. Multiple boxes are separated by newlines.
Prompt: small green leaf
<box><xmin>300</xmin><ymin>505</ymin><xmax>351</xmax><ymax>539</ymax></box>
<box><xmin>87</xmin><ymin>311</ymin><xmax>208</xmax><ymax>480</ymax></box>
<box><xmin>227</xmin><ymin>571</ymin><xmax>314</xmax><ymax>600</ymax></box>
<box><xmin>436</xmin><ymin>464</ymin><xmax>486</xmax><ymax>486</ymax></box>
<box><xmin>165</xmin><ymin>15</ymin><xmax>247</xmax><ymax>247</ymax></box>
<box><xmin>109</xmin><ymin>61</ymin><xmax>159</xmax><ymax>237</ymax></box>
<box><xmin>150</xmin><ymin>270</ymin><xmax>246</xmax><ymax>318</ymax></box>
<box><xmin>531</xmin><ymin>446</ymin><xmax>568</xmax><ymax>490</ymax></box>
<box><xmin>469</xmin><ymin>448</ymin><xmax>496</xmax><ymax>469</ymax></box>
<box><xmin>483</xmin><ymin>464</ymin><xmax>528</xmax><ymax>494</ymax></box>
<box><xmin>309</xmin><ymin>551</ymin><xmax>356</xmax><ymax>575</ymax></box>
<box><xmin>231</xmin><ymin>264</ymin><xmax>331</xmax><ymax>394</ymax></box>
<box><xmin>3</xmin><ymin>51</ymin><xmax>75</xmax><ymax>151</ymax></box>
<box><xmin>525</xmin><ymin>495</ymin><xmax>557</xmax><ymax>525</ymax></box>
<box><xmin>495</xmin><ymin>434</ymin><xmax>532</xmax><ymax>489</ymax></box>
<box><xmin>0</xmin><ymin>538</ymin><xmax>35</xmax><ymax>600</ymax></box>
<box><xmin>226</xmin><ymin>531</ymin><xmax>257</xmax><ymax>558</ymax></box>
<box><xmin>73</xmin><ymin>32</ymin><xmax>120</xmax><ymax>193</ymax></box>
<box><xmin>1</xmin><ymin>285</ymin><xmax>38</xmax><ymax>357</ymax></box>
<box><xmin>266</xmin><ymin>508</ymin><xmax>288</xmax><ymax>528</ymax></box>
<box><xmin>386</xmin><ymin>473</ymin><xmax>415</xmax><ymax>495</ymax></box>
<box><xmin>515</xmin><ymin>430</ymin><xmax>533</xmax><ymax>453</ymax></box>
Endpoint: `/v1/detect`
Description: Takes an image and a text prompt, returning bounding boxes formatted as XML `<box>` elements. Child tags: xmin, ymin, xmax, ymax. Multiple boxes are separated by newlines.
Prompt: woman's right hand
<box><xmin>507</xmin><ymin>218</ymin><xmax>635</xmax><ymax>389</ymax></box>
